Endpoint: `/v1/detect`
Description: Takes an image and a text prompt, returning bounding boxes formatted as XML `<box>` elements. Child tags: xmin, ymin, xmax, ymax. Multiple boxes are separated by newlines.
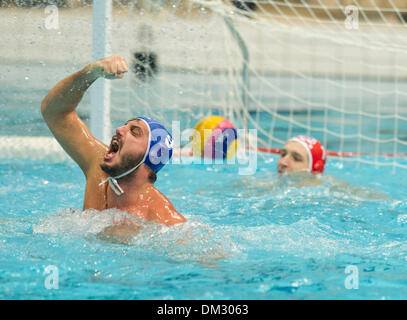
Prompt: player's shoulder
<box><xmin>147</xmin><ymin>186</ymin><xmax>186</xmax><ymax>225</ymax></box>
<box><xmin>148</xmin><ymin>186</ymin><xmax>175</xmax><ymax>208</ymax></box>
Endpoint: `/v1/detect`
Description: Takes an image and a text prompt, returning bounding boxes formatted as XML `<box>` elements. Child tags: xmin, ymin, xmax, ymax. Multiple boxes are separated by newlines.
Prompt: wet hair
<box><xmin>142</xmin><ymin>164</ymin><xmax>156</xmax><ymax>183</ymax></box>
<box><xmin>148</xmin><ymin>168</ymin><xmax>157</xmax><ymax>183</ymax></box>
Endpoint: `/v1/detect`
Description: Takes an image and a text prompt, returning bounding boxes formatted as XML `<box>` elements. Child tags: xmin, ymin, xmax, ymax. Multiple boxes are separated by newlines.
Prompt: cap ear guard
<box><xmin>148</xmin><ymin>137</ymin><xmax>172</xmax><ymax>166</ymax></box>
<box><xmin>137</xmin><ymin>117</ymin><xmax>174</xmax><ymax>173</ymax></box>
<box><xmin>313</xmin><ymin>159</ymin><xmax>325</xmax><ymax>173</ymax></box>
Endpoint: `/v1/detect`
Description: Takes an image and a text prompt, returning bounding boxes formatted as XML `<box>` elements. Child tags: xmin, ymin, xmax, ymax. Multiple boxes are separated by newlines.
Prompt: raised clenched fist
<box><xmin>91</xmin><ymin>54</ymin><xmax>129</xmax><ymax>79</ymax></box>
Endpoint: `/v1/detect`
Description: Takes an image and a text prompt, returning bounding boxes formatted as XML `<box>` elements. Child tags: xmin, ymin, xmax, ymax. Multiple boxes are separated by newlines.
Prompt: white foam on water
<box><xmin>32</xmin><ymin>208</ymin><xmax>238</xmax><ymax>264</ymax></box>
<box><xmin>33</xmin><ymin>208</ymin><xmax>123</xmax><ymax>235</ymax></box>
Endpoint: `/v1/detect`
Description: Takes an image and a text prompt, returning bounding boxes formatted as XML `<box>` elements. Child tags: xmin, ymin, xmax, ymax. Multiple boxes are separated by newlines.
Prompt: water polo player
<box><xmin>41</xmin><ymin>55</ymin><xmax>186</xmax><ymax>226</ymax></box>
<box><xmin>277</xmin><ymin>135</ymin><xmax>326</xmax><ymax>175</ymax></box>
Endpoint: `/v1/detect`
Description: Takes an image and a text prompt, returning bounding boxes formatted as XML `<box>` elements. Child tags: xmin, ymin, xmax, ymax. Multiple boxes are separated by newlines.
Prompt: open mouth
<box><xmin>104</xmin><ymin>137</ymin><xmax>120</xmax><ymax>161</ymax></box>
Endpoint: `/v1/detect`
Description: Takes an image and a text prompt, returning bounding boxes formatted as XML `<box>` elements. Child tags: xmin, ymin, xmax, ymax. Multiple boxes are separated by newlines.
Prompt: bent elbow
<box><xmin>41</xmin><ymin>97</ymin><xmax>48</xmax><ymax>118</ymax></box>
<box><xmin>41</xmin><ymin>95</ymin><xmax>54</xmax><ymax>120</ymax></box>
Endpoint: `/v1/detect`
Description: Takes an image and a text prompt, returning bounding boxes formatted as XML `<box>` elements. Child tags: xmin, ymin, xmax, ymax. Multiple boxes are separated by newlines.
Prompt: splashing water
<box><xmin>1</xmin><ymin>156</ymin><xmax>407</xmax><ymax>299</ymax></box>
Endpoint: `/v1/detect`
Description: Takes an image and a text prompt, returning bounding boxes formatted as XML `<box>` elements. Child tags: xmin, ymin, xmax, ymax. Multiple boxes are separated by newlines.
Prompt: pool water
<box><xmin>1</xmin><ymin>154</ymin><xmax>407</xmax><ymax>299</ymax></box>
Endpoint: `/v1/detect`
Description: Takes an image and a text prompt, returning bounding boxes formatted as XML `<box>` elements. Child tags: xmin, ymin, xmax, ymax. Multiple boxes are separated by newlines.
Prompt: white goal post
<box><xmin>1</xmin><ymin>0</ymin><xmax>406</xmax><ymax>169</ymax></box>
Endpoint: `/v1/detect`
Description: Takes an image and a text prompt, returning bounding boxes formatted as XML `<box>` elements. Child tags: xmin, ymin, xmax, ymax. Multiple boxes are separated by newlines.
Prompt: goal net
<box><xmin>1</xmin><ymin>0</ymin><xmax>407</xmax><ymax>169</ymax></box>
<box><xmin>111</xmin><ymin>0</ymin><xmax>407</xmax><ymax>168</ymax></box>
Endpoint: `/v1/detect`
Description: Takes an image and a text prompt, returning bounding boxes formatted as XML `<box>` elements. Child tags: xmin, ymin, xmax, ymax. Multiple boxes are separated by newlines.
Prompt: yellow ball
<box><xmin>191</xmin><ymin>115</ymin><xmax>238</xmax><ymax>159</ymax></box>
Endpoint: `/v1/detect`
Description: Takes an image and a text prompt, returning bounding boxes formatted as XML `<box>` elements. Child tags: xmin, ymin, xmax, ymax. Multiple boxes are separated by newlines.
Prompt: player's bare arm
<box><xmin>41</xmin><ymin>55</ymin><xmax>128</xmax><ymax>175</ymax></box>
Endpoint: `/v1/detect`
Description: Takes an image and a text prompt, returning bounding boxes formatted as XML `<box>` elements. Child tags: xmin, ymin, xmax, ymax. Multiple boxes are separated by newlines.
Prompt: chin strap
<box><xmin>101</xmin><ymin>177</ymin><xmax>124</xmax><ymax>196</ymax></box>
<box><xmin>99</xmin><ymin>161</ymin><xmax>144</xmax><ymax>196</ymax></box>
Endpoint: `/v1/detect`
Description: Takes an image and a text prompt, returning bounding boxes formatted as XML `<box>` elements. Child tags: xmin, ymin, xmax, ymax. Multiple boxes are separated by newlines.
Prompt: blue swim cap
<box><xmin>136</xmin><ymin>116</ymin><xmax>174</xmax><ymax>173</ymax></box>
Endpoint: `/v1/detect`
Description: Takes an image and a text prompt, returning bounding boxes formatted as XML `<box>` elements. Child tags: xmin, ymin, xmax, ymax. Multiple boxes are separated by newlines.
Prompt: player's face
<box><xmin>277</xmin><ymin>141</ymin><xmax>309</xmax><ymax>174</ymax></box>
<box><xmin>101</xmin><ymin>118</ymin><xmax>149</xmax><ymax>177</ymax></box>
